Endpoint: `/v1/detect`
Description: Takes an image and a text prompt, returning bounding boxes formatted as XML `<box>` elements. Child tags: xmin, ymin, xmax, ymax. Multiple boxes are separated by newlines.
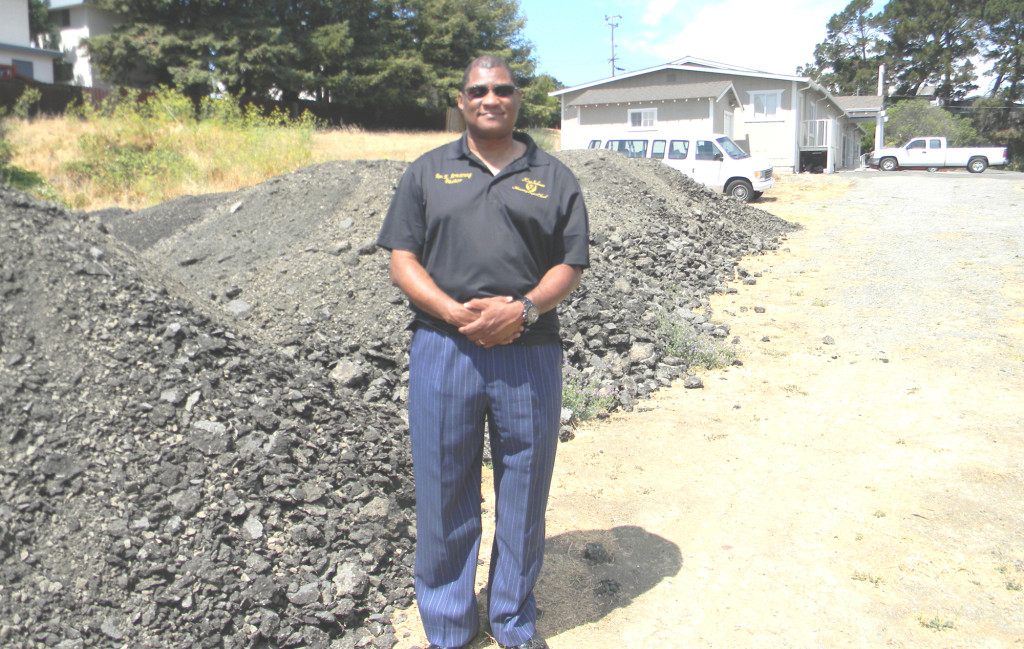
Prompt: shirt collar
<box><xmin>446</xmin><ymin>131</ymin><xmax>549</xmax><ymax>170</ymax></box>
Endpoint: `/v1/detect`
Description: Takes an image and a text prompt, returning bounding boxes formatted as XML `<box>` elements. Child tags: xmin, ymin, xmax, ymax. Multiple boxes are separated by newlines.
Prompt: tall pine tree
<box><xmin>875</xmin><ymin>0</ymin><xmax>984</xmax><ymax>101</ymax></box>
<box><xmin>798</xmin><ymin>0</ymin><xmax>882</xmax><ymax>95</ymax></box>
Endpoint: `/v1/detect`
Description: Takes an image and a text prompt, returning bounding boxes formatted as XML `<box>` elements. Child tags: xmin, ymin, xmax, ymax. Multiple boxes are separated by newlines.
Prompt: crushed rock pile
<box><xmin>1</xmin><ymin>149</ymin><xmax>796</xmax><ymax>649</ymax></box>
<box><xmin>101</xmin><ymin>150</ymin><xmax>796</xmax><ymax>417</ymax></box>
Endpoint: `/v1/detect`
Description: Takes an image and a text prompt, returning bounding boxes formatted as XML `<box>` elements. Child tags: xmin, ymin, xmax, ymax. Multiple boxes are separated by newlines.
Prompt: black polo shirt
<box><xmin>378</xmin><ymin>132</ymin><xmax>590</xmax><ymax>344</ymax></box>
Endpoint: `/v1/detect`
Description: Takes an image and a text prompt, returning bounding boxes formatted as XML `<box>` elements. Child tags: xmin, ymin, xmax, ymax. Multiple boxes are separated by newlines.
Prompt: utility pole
<box><xmin>605</xmin><ymin>14</ymin><xmax>624</xmax><ymax>77</ymax></box>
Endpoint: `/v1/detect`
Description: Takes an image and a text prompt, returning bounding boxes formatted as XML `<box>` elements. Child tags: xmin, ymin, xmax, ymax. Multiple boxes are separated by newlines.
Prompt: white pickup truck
<box><xmin>869</xmin><ymin>137</ymin><xmax>1008</xmax><ymax>173</ymax></box>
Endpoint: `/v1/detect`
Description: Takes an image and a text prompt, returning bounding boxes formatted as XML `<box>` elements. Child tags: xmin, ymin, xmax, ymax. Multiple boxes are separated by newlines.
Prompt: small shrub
<box><xmin>562</xmin><ymin>360</ymin><xmax>618</xmax><ymax>421</ymax></box>
<box><xmin>65</xmin><ymin>134</ymin><xmax>192</xmax><ymax>196</ymax></box>
<box><xmin>918</xmin><ymin>614</ymin><xmax>955</xmax><ymax>631</ymax></box>
<box><xmin>658</xmin><ymin>314</ymin><xmax>735</xmax><ymax>370</ymax></box>
<box><xmin>13</xmin><ymin>87</ymin><xmax>42</xmax><ymax>120</ymax></box>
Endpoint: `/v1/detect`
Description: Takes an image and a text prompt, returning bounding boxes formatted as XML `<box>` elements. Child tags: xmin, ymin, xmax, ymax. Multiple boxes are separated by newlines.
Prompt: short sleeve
<box><xmin>377</xmin><ymin>164</ymin><xmax>426</xmax><ymax>254</ymax></box>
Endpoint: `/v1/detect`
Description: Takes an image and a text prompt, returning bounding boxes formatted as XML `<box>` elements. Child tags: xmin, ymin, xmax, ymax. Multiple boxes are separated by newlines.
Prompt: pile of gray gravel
<box><xmin>0</xmin><ymin>149</ymin><xmax>795</xmax><ymax>649</ymax></box>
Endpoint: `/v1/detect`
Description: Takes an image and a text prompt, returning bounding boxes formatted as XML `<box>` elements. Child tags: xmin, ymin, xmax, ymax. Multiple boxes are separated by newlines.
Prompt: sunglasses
<box><xmin>463</xmin><ymin>84</ymin><xmax>518</xmax><ymax>99</ymax></box>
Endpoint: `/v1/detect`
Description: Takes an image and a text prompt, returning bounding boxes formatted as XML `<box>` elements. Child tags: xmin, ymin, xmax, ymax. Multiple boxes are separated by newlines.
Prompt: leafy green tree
<box><xmin>884</xmin><ymin>99</ymin><xmax>979</xmax><ymax>146</ymax></box>
<box><xmin>85</xmin><ymin>0</ymin><xmax>536</xmax><ymax>127</ymax></box>
<box><xmin>518</xmin><ymin>74</ymin><xmax>562</xmax><ymax>128</ymax></box>
<box><xmin>29</xmin><ymin>0</ymin><xmax>59</xmax><ymax>49</ymax></box>
<box><xmin>876</xmin><ymin>0</ymin><xmax>984</xmax><ymax>101</ymax></box>
<box><xmin>980</xmin><ymin>0</ymin><xmax>1024</xmax><ymax>101</ymax></box>
<box><xmin>798</xmin><ymin>0</ymin><xmax>883</xmax><ymax>95</ymax></box>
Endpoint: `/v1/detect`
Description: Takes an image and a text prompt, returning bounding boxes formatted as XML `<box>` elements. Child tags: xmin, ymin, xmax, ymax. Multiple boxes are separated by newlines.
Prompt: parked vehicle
<box><xmin>587</xmin><ymin>132</ymin><xmax>774</xmax><ymax>202</ymax></box>
<box><xmin>868</xmin><ymin>137</ymin><xmax>1008</xmax><ymax>173</ymax></box>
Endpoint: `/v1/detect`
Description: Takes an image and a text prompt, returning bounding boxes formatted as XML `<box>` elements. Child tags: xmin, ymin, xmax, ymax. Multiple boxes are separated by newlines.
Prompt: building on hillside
<box><xmin>46</xmin><ymin>0</ymin><xmax>123</xmax><ymax>88</ymax></box>
<box><xmin>0</xmin><ymin>0</ymin><xmax>62</xmax><ymax>83</ymax></box>
<box><xmin>551</xmin><ymin>56</ymin><xmax>885</xmax><ymax>174</ymax></box>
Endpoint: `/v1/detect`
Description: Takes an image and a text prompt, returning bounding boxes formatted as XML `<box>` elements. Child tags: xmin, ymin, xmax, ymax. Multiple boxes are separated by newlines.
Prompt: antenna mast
<box><xmin>605</xmin><ymin>15</ymin><xmax>623</xmax><ymax>76</ymax></box>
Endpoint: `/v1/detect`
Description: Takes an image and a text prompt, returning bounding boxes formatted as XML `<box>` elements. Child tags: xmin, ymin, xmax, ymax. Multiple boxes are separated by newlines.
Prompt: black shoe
<box><xmin>500</xmin><ymin>638</ymin><xmax>548</xmax><ymax>649</ymax></box>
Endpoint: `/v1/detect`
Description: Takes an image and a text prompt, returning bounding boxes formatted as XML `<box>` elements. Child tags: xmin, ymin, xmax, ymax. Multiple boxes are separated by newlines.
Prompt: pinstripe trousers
<box><xmin>408</xmin><ymin>326</ymin><xmax>562</xmax><ymax>649</ymax></box>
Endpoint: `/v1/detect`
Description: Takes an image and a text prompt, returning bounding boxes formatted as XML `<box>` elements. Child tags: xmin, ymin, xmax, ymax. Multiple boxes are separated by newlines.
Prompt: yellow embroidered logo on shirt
<box><xmin>513</xmin><ymin>177</ymin><xmax>549</xmax><ymax>199</ymax></box>
<box><xmin>436</xmin><ymin>172</ymin><xmax>472</xmax><ymax>185</ymax></box>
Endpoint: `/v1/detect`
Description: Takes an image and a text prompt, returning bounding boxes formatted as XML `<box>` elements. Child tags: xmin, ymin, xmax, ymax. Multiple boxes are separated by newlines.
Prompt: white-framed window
<box><xmin>749</xmin><ymin>91</ymin><xmax>782</xmax><ymax>120</ymax></box>
<box><xmin>628</xmin><ymin>108</ymin><xmax>656</xmax><ymax>128</ymax></box>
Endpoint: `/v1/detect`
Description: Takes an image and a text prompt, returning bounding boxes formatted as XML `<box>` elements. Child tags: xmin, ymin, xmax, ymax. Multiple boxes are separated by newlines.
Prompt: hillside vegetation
<box><xmin>1</xmin><ymin>88</ymin><xmax>557</xmax><ymax>211</ymax></box>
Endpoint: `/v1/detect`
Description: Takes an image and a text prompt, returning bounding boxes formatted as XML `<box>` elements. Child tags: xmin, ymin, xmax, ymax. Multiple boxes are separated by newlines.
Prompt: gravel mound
<box><xmin>1</xmin><ymin>149</ymin><xmax>796</xmax><ymax>649</ymax></box>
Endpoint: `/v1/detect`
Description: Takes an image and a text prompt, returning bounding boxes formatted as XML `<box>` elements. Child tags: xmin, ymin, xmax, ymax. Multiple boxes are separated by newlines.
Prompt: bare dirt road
<box><xmin>395</xmin><ymin>170</ymin><xmax>1024</xmax><ymax>649</ymax></box>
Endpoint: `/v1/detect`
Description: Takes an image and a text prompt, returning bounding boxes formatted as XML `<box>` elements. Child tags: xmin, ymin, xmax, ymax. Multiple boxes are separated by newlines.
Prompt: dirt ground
<box><xmin>393</xmin><ymin>171</ymin><xmax>1024</xmax><ymax>649</ymax></box>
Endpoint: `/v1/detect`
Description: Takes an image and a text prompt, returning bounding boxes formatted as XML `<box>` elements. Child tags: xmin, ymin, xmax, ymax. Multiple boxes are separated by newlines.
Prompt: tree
<box><xmin>884</xmin><ymin>99</ymin><xmax>979</xmax><ymax>146</ymax></box>
<box><xmin>518</xmin><ymin>74</ymin><xmax>562</xmax><ymax>128</ymax></box>
<box><xmin>798</xmin><ymin>0</ymin><xmax>883</xmax><ymax>95</ymax></box>
<box><xmin>85</xmin><ymin>0</ymin><xmax>536</xmax><ymax>127</ymax></box>
<box><xmin>29</xmin><ymin>0</ymin><xmax>59</xmax><ymax>49</ymax></box>
<box><xmin>980</xmin><ymin>0</ymin><xmax>1024</xmax><ymax>101</ymax></box>
<box><xmin>876</xmin><ymin>0</ymin><xmax>984</xmax><ymax>102</ymax></box>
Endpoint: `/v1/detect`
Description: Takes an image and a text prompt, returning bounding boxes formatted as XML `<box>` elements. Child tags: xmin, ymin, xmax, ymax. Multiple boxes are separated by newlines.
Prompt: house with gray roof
<box><xmin>552</xmin><ymin>56</ymin><xmax>885</xmax><ymax>174</ymax></box>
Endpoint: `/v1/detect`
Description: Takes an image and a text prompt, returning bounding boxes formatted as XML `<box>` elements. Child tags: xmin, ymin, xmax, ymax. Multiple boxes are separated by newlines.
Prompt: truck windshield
<box><xmin>716</xmin><ymin>137</ymin><xmax>750</xmax><ymax>160</ymax></box>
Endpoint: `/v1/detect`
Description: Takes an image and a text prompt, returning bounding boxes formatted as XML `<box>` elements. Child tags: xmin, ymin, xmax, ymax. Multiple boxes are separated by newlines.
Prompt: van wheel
<box><xmin>967</xmin><ymin>157</ymin><xmax>988</xmax><ymax>173</ymax></box>
<box><xmin>725</xmin><ymin>179</ymin><xmax>753</xmax><ymax>202</ymax></box>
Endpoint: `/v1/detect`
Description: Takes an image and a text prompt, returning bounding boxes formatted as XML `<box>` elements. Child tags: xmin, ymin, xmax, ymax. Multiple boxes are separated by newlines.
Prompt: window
<box><xmin>12</xmin><ymin>59</ymin><xmax>34</xmax><ymax>80</ymax></box>
<box><xmin>907</xmin><ymin>139</ymin><xmax>926</xmax><ymax>149</ymax></box>
<box><xmin>651</xmin><ymin>140</ymin><xmax>666</xmax><ymax>159</ymax></box>
<box><xmin>588</xmin><ymin>140</ymin><xmax>602</xmax><ymax>149</ymax></box>
<box><xmin>54</xmin><ymin>9</ymin><xmax>71</xmax><ymax>27</ymax></box>
<box><xmin>605</xmin><ymin>139</ymin><xmax>648</xmax><ymax>158</ymax></box>
<box><xmin>628</xmin><ymin>108</ymin><xmax>656</xmax><ymax>128</ymax></box>
<box><xmin>668</xmin><ymin>140</ymin><xmax>689</xmax><ymax>159</ymax></box>
<box><xmin>749</xmin><ymin>91</ymin><xmax>782</xmax><ymax>120</ymax></box>
<box><xmin>929</xmin><ymin>139</ymin><xmax>943</xmax><ymax>149</ymax></box>
<box><xmin>715</xmin><ymin>136</ymin><xmax>750</xmax><ymax>160</ymax></box>
<box><xmin>695</xmin><ymin>140</ymin><xmax>721</xmax><ymax>161</ymax></box>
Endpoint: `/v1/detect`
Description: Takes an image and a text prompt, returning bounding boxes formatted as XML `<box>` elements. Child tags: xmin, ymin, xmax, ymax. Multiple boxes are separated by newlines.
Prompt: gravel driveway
<box><xmin>497</xmin><ymin>169</ymin><xmax>1024</xmax><ymax>649</ymax></box>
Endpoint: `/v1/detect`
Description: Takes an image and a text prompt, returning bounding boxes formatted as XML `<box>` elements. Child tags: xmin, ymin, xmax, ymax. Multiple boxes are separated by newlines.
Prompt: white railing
<box><xmin>800</xmin><ymin>119</ymin><xmax>831</xmax><ymax>148</ymax></box>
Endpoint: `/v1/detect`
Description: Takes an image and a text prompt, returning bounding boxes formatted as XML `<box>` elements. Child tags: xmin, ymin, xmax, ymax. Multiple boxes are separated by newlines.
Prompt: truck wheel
<box><xmin>967</xmin><ymin>157</ymin><xmax>988</xmax><ymax>173</ymax></box>
<box><xmin>879</xmin><ymin>157</ymin><xmax>898</xmax><ymax>171</ymax></box>
<box><xmin>725</xmin><ymin>179</ymin><xmax>753</xmax><ymax>202</ymax></box>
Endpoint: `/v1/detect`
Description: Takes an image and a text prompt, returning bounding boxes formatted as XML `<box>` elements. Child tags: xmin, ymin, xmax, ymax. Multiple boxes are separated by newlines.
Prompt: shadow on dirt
<box><xmin>535</xmin><ymin>525</ymin><xmax>682</xmax><ymax>636</ymax></box>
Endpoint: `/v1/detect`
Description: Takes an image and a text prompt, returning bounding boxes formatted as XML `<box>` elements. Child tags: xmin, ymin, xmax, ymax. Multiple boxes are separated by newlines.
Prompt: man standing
<box><xmin>377</xmin><ymin>55</ymin><xmax>589</xmax><ymax>649</ymax></box>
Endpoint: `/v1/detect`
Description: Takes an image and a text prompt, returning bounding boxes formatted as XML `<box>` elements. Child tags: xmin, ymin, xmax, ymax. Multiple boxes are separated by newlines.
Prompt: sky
<box><xmin>516</xmin><ymin>0</ymin><xmax>863</xmax><ymax>88</ymax></box>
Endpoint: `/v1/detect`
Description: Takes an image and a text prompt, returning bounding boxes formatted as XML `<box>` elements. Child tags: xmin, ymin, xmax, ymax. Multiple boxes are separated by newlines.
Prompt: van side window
<box><xmin>588</xmin><ymin>140</ymin><xmax>602</xmax><ymax>149</ymax></box>
<box><xmin>605</xmin><ymin>139</ymin><xmax>648</xmax><ymax>158</ymax></box>
<box><xmin>668</xmin><ymin>140</ymin><xmax>689</xmax><ymax>159</ymax></box>
<box><xmin>695</xmin><ymin>140</ymin><xmax>720</xmax><ymax>160</ymax></box>
<box><xmin>651</xmin><ymin>140</ymin><xmax>666</xmax><ymax>159</ymax></box>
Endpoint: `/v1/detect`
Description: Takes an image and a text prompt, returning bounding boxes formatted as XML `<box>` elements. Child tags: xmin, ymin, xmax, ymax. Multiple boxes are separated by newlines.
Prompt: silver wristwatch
<box><xmin>519</xmin><ymin>297</ymin><xmax>540</xmax><ymax>326</ymax></box>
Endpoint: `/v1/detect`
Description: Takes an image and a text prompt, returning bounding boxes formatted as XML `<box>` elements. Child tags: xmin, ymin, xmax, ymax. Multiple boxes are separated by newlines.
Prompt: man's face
<box><xmin>458</xmin><ymin>65</ymin><xmax>521</xmax><ymax>140</ymax></box>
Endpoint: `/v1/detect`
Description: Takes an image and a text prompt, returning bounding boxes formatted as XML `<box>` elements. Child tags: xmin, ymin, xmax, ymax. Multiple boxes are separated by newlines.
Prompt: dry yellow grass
<box><xmin>310</xmin><ymin>127</ymin><xmax>456</xmax><ymax>163</ymax></box>
<box><xmin>6</xmin><ymin>116</ymin><xmax>461</xmax><ymax>210</ymax></box>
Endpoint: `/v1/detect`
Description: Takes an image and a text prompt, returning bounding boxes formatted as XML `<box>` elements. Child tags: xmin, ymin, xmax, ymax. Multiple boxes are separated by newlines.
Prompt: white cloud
<box><xmin>642</xmin><ymin>0</ymin><xmax>681</xmax><ymax>25</ymax></box>
<box><xmin>622</xmin><ymin>0</ymin><xmax>839</xmax><ymax>75</ymax></box>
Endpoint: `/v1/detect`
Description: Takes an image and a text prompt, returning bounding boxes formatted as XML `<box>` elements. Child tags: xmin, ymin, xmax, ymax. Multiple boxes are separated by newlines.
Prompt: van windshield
<box><xmin>716</xmin><ymin>137</ymin><xmax>750</xmax><ymax>160</ymax></box>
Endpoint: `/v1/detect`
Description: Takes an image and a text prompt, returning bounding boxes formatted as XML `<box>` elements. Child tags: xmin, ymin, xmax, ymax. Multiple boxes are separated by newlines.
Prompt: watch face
<box><xmin>522</xmin><ymin>298</ymin><xmax>540</xmax><ymax>325</ymax></box>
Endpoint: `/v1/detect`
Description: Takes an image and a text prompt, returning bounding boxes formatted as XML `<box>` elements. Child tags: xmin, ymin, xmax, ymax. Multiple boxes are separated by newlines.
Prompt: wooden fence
<box><xmin>0</xmin><ymin>78</ymin><xmax>111</xmax><ymax>116</ymax></box>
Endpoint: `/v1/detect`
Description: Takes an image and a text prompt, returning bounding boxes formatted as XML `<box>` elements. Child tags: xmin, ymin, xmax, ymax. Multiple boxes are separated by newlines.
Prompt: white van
<box><xmin>587</xmin><ymin>133</ymin><xmax>774</xmax><ymax>202</ymax></box>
